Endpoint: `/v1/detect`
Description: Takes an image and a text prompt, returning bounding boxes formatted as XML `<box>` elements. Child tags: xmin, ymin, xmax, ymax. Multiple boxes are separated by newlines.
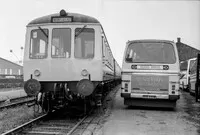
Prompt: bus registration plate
<box><xmin>142</xmin><ymin>95</ymin><xmax>157</xmax><ymax>99</ymax></box>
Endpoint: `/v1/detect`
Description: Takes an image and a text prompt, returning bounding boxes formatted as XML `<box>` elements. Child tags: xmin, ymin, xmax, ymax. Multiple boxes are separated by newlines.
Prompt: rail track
<box><xmin>2</xmin><ymin>107</ymin><xmax>93</xmax><ymax>135</ymax></box>
<box><xmin>0</xmin><ymin>96</ymin><xmax>35</xmax><ymax>110</ymax></box>
<box><xmin>1</xmin><ymin>85</ymin><xmax>121</xmax><ymax>135</ymax></box>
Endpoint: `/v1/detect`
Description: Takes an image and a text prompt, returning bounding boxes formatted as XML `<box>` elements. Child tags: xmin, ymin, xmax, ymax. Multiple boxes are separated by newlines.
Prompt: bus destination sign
<box><xmin>51</xmin><ymin>16</ymin><xmax>73</xmax><ymax>23</ymax></box>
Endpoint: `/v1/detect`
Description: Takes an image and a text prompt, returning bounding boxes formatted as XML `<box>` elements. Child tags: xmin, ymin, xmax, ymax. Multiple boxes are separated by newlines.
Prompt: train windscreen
<box><xmin>125</xmin><ymin>42</ymin><xmax>176</xmax><ymax>64</ymax></box>
<box><xmin>51</xmin><ymin>28</ymin><xmax>71</xmax><ymax>58</ymax></box>
<box><xmin>30</xmin><ymin>29</ymin><xmax>48</xmax><ymax>59</ymax></box>
<box><xmin>74</xmin><ymin>28</ymin><xmax>94</xmax><ymax>59</ymax></box>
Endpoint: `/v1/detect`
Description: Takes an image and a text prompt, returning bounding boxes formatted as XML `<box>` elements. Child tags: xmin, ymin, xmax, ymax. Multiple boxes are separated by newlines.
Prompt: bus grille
<box><xmin>131</xmin><ymin>75</ymin><xmax>169</xmax><ymax>93</ymax></box>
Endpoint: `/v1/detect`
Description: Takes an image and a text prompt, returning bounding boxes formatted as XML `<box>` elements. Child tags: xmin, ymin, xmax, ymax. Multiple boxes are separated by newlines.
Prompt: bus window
<box><xmin>189</xmin><ymin>59</ymin><xmax>196</xmax><ymax>73</ymax></box>
<box><xmin>125</xmin><ymin>42</ymin><xmax>176</xmax><ymax>64</ymax></box>
<box><xmin>190</xmin><ymin>60</ymin><xmax>197</xmax><ymax>75</ymax></box>
<box><xmin>180</xmin><ymin>61</ymin><xmax>188</xmax><ymax>71</ymax></box>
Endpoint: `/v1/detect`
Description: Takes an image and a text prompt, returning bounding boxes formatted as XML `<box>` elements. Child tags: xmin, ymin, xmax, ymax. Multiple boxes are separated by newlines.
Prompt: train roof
<box><xmin>28</xmin><ymin>10</ymin><xmax>100</xmax><ymax>25</ymax></box>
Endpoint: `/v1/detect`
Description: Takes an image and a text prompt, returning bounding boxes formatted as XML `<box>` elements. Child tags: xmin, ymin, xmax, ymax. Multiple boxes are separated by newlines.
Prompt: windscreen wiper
<box><xmin>38</xmin><ymin>26</ymin><xmax>48</xmax><ymax>39</ymax></box>
<box><xmin>75</xmin><ymin>25</ymin><xmax>87</xmax><ymax>38</ymax></box>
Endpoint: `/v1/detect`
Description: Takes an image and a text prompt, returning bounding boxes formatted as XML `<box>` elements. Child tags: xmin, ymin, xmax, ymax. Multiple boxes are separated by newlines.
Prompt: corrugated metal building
<box><xmin>0</xmin><ymin>57</ymin><xmax>23</xmax><ymax>78</ymax></box>
<box><xmin>176</xmin><ymin>38</ymin><xmax>200</xmax><ymax>62</ymax></box>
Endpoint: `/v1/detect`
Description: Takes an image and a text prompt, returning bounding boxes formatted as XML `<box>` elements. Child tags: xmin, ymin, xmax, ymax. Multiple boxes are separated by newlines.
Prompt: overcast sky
<box><xmin>0</xmin><ymin>0</ymin><xmax>199</xmax><ymax>65</ymax></box>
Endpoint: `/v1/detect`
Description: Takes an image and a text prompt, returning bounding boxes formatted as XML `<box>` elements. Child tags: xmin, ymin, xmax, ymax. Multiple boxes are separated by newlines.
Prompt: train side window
<box><xmin>51</xmin><ymin>28</ymin><xmax>71</xmax><ymax>58</ymax></box>
<box><xmin>105</xmin><ymin>44</ymin><xmax>108</xmax><ymax>59</ymax></box>
<box><xmin>102</xmin><ymin>36</ymin><xmax>105</xmax><ymax>58</ymax></box>
<box><xmin>30</xmin><ymin>29</ymin><xmax>48</xmax><ymax>59</ymax></box>
<box><xmin>104</xmin><ymin>40</ymin><xmax>107</xmax><ymax>59</ymax></box>
<box><xmin>74</xmin><ymin>28</ymin><xmax>95</xmax><ymax>59</ymax></box>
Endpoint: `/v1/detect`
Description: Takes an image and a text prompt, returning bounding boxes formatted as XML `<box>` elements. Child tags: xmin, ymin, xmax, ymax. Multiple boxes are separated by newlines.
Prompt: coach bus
<box><xmin>179</xmin><ymin>61</ymin><xmax>187</xmax><ymax>90</ymax></box>
<box><xmin>188</xmin><ymin>56</ymin><xmax>200</xmax><ymax>99</ymax></box>
<box><xmin>180</xmin><ymin>58</ymin><xmax>196</xmax><ymax>91</ymax></box>
<box><xmin>189</xmin><ymin>54</ymin><xmax>200</xmax><ymax>102</ymax></box>
<box><xmin>121</xmin><ymin>39</ymin><xmax>180</xmax><ymax>108</ymax></box>
<box><xmin>189</xmin><ymin>58</ymin><xmax>197</xmax><ymax>94</ymax></box>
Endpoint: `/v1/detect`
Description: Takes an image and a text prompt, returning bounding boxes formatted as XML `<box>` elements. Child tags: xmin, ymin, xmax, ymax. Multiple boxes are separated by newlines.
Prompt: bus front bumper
<box><xmin>121</xmin><ymin>93</ymin><xmax>180</xmax><ymax>100</ymax></box>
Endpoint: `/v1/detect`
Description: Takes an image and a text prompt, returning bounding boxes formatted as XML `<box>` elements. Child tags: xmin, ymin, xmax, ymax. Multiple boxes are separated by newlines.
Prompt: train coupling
<box><xmin>95</xmin><ymin>94</ymin><xmax>102</xmax><ymax>106</ymax></box>
<box><xmin>37</xmin><ymin>92</ymin><xmax>43</xmax><ymax>104</ymax></box>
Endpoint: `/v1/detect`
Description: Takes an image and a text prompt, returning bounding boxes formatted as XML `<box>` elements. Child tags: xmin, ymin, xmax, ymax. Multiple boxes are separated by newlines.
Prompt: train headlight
<box><xmin>34</xmin><ymin>69</ymin><xmax>41</xmax><ymax>77</ymax></box>
<box><xmin>81</xmin><ymin>69</ymin><xmax>88</xmax><ymax>76</ymax></box>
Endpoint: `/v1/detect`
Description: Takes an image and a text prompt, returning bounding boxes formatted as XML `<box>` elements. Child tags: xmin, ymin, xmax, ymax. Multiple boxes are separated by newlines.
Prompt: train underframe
<box><xmin>34</xmin><ymin>79</ymin><xmax>121</xmax><ymax>113</ymax></box>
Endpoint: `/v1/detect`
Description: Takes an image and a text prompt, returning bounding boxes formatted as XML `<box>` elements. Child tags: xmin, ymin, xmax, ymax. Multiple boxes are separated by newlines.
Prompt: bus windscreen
<box><xmin>125</xmin><ymin>42</ymin><xmax>176</xmax><ymax>64</ymax></box>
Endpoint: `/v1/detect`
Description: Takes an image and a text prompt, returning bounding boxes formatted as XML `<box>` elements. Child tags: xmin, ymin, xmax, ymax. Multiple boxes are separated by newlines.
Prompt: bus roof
<box><xmin>127</xmin><ymin>39</ymin><xmax>174</xmax><ymax>44</ymax></box>
<box><xmin>28</xmin><ymin>10</ymin><xmax>100</xmax><ymax>25</ymax></box>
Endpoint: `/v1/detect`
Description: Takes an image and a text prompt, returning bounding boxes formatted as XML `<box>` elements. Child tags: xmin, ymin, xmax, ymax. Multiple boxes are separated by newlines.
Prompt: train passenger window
<box><xmin>102</xmin><ymin>36</ymin><xmax>104</xmax><ymax>57</ymax></box>
<box><xmin>74</xmin><ymin>28</ymin><xmax>94</xmax><ymax>59</ymax></box>
<box><xmin>51</xmin><ymin>28</ymin><xmax>71</xmax><ymax>58</ymax></box>
<box><xmin>30</xmin><ymin>29</ymin><xmax>48</xmax><ymax>59</ymax></box>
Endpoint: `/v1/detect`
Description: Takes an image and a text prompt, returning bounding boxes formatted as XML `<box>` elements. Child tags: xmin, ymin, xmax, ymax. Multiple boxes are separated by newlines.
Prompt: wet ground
<box><xmin>98</xmin><ymin>89</ymin><xmax>200</xmax><ymax>135</ymax></box>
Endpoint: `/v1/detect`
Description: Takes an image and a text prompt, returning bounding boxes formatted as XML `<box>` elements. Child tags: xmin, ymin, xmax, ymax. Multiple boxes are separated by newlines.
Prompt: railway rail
<box><xmin>2</xmin><ymin>108</ymin><xmax>93</xmax><ymax>135</ymax></box>
<box><xmin>0</xmin><ymin>96</ymin><xmax>35</xmax><ymax>110</ymax></box>
<box><xmin>1</xmin><ymin>84</ymin><xmax>120</xmax><ymax>135</ymax></box>
<box><xmin>2</xmin><ymin>113</ymin><xmax>47</xmax><ymax>135</ymax></box>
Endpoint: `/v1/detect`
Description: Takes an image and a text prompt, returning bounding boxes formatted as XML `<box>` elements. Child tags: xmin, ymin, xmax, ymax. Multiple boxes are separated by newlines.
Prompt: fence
<box><xmin>0</xmin><ymin>78</ymin><xmax>24</xmax><ymax>88</ymax></box>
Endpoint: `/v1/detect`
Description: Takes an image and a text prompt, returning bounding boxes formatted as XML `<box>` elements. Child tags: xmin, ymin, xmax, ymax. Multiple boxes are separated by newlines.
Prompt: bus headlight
<box><xmin>124</xmin><ymin>83</ymin><xmax>128</xmax><ymax>92</ymax></box>
<box><xmin>172</xmin><ymin>85</ymin><xmax>175</xmax><ymax>90</ymax></box>
<box><xmin>81</xmin><ymin>69</ymin><xmax>88</xmax><ymax>76</ymax></box>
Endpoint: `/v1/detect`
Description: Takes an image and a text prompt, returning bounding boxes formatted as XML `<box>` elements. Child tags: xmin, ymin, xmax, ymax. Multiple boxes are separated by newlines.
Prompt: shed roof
<box><xmin>0</xmin><ymin>57</ymin><xmax>22</xmax><ymax>68</ymax></box>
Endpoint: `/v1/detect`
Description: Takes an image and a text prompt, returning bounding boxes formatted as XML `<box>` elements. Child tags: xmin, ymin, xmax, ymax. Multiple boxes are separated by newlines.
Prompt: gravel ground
<box><xmin>0</xmin><ymin>104</ymin><xmax>43</xmax><ymax>134</ymax></box>
<box><xmin>90</xmin><ymin>85</ymin><xmax>120</xmax><ymax>135</ymax></box>
<box><xmin>0</xmin><ymin>84</ymin><xmax>120</xmax><ymax>135</ymax></box>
